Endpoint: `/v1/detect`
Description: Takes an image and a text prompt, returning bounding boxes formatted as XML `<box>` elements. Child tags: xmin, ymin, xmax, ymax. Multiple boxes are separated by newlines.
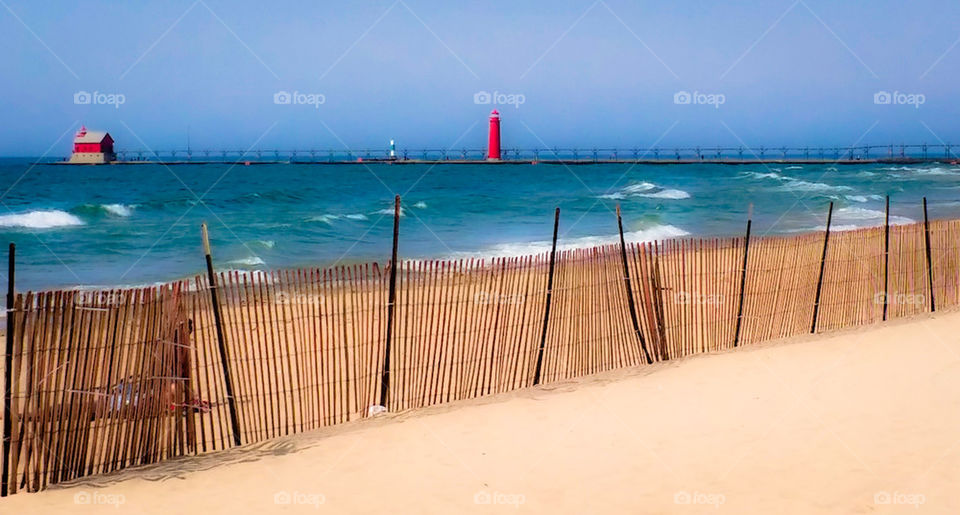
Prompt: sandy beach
<box><xmin>0</xmin><ymin>309</ymin><xmax>956</xmax><ymax>514</ymax></box>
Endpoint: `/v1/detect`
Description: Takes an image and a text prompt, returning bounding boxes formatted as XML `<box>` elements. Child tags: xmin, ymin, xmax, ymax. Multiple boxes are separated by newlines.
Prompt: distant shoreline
<box><xmin>45</xmin><ymin>157</ymin><xmax>960</xmax><ymax>166</ymax></box>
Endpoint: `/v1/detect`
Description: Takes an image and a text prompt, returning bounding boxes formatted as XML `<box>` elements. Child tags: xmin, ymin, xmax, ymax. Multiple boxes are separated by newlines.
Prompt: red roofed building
<box><xmin>69</xmin><ymin>126</ymin><xmax>116</xmax><ymax>164</ymax></box>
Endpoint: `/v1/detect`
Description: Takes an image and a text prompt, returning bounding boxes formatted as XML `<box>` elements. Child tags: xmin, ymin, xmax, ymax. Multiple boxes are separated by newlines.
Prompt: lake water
<box><xmin>0</xmin><ymin>160</ymin><xmax>957</xmax><ymax>291</ymax></box>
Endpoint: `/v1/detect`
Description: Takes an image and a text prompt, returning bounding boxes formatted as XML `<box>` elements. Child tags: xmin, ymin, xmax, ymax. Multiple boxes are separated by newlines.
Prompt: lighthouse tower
<box><xmin>487</xmin><ymin>110</ymin><xmax>501</xmax><ymax>161</ymax></box>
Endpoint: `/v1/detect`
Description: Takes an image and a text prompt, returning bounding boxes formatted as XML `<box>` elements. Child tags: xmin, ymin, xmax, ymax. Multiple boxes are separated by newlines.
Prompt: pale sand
<box><xmin>3</xmin><ymin>311</ymin><xmax>960</xmax><ymax>514</ymax></box>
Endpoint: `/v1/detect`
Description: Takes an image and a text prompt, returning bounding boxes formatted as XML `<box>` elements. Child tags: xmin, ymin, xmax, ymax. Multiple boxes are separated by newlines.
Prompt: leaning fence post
<box><xmin>923</xmin><ymin>197</ymin><xmax>935</xmax><ymax>312</ymax></box>
<box><xmin>379</xmin><ymin>195</ymin><xmax>401</xmax><ymax>409</ymax></box>
<box><xmin>811</xmin><ymin>202</ymin><xmax>834</xmax><ymax>333</ymax></box>
<box><xmin>882</xmin><ymin>196</ymin><xmax>890</xmax><ymax>321</ymax></box>
<box><xmin>733</xmin><ymin>204</ymin><xmax>753</xmax><ymax>347</ymax></box>
<box><xmin>616</xmin><ymin>205</ymin><xmax>652</xmax><ymax>364</ymax></box>
<box><xmin>201</xmin><ymin>224</ymin><xmax>242</xmax><ymax>447</ymax></box>
<box><xmin>1</xmin><ymin>243</ymin><xmax>14</xmax><ymax>497</ymax></box>
<box><xmin>533</xmin><ymin>208</ymin><xmax>560</xmax><ymax>385</ymax></box>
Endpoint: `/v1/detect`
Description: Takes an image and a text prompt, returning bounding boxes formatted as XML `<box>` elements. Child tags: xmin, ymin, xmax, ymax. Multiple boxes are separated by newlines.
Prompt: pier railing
<box><xmin>47</xmin><ymin>143</ymin><xmax>960</xmax><ymax>163</ymax></box>
<box><xmin>2</xmin><ymin>198</ymin><xmax>959</xmax><ymax>495</ymax></box>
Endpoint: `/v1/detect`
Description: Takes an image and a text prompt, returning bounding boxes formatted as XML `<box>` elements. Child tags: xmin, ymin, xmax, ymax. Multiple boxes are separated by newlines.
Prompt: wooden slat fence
<box><xmin>3</xmin><ymin>216</ymin><xmax>960</xmax><ymax>495</ymax></box>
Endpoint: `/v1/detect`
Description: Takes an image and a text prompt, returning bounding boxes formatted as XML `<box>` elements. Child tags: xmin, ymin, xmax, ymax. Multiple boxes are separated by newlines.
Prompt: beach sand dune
<box><xmin>2</xmin><ymin>310</ymin><xmax>959</xmax><ymax>514</ymax></box>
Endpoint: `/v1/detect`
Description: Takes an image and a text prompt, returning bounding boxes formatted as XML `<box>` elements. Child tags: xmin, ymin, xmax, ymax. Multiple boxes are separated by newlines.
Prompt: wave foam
<box><xmin>744</xmin><ymin>170</ymin><xmax>852</xmax><ymax>193</ymax></box>
<box><xmin>228</xmin><ymin>256</ymin><xmax>266</xmax><ymax>267</ymax></box>
<box><xmin>599</xmin><ymin>182</ymin><xmax>690</xmax><ymax>201</ymax></box>
<box><xmin>806</xmin><ymin>207</ymin><xmax>914</xmax><ymax>231</ymax></box>
<box><xmin>309</xmin><ymin>213</ymin><xmax>370</xmax><ymax>224</ymax></box>
<box><xmin>0</xmin><ymin>209</ymin><xmax>85</xmax><ymax>229</ymax></box>
<box><xmin>374</xmin><ymin>207</ymin><xmax>405</xmax><ymax>217</ymax></box>
<box><xmin>460</xmin><ymin>224</ymin><xmax>690</xmax><ymax>258</ymax></box>
<box><xmin>102</xmin><ymin>204</ymin><xmax>134</xmax><ymax>217</ymax></box>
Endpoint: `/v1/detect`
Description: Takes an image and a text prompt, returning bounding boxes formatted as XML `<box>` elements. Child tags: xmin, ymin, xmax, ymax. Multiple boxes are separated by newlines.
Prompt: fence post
<box><xmin>882</xmin><ymin>196</ymin><xmax>890</xmax><ymax>321</ymax></box>
<box><xmin>201</xmin><ymin>224</ymin><xmax>242</xmax><ymax>447</ymax></box>
<box><xmin>616</xmin><ymin>205</ymin><xmax>652</xmax><ymax>364</ymax></box>
<box><xmin>733</xmin><ymin>204</ymin><xmax>753</xmax><ymax>347</ymax></box>
<box><xmin>1</xmin><ymin>243</ymin><xmax>14</xmax><ymax>497</ymax></box>
<box><xmin>650</xmin><ymin>246</ymin><xmax>669</xmax><ymax>360</ymax></box>
<box><xmin>923</xmin><ymin>197</ymin><xmax>935</xmax><ymax>312</ymax></box>
<box><xmin>379</xmin><ymin>195</ymin><xmax>401</xmax><ymax>409</ymax></box>
<box><xmin>811</xmin><ymin>202</ymin><xmax>834</xmax><ymax>333</ymax></box>
<box><xmin>533</xmin><ymin>208</ymin><xmax>560</xmax><ymax>385</ymax></box>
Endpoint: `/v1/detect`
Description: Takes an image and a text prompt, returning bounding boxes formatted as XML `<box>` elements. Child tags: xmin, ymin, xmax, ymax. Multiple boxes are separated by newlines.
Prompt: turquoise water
<box><xmin>0</xmin><ymin>159</ymin><xmax>958</xmax><ymax>291</ymax></box>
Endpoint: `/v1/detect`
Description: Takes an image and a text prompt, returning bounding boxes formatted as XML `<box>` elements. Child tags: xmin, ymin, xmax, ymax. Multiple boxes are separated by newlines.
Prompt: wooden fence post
<box><xmin>1</xmin><ymin>243</ymin><xmax>14</xmax><ymax>497</ymax></box>
<box><xmin>923</xmin><ymin>197</ymin><xmax>935</xmax><ymax>312</ymax></box>
<box><xmin>616</xmin><ymin>205</ymin><xmax>652</xmax><ymax>364</ymax></box>
<box><xmin>811</xmin><ymin>202</ymin><xmax>834</xmax><ymax>333</ymax></box>
<box><xmin>733</xmin><ymin>204</ymin><xmax>753</xmax><ymax>347</ymax></box>
<box><xmin>533</xmin><ymin>208</ymin><xmax>560</xmax><ymax>385</ymax></box>
<box><xmin>201</xmin><ymin>224</ymin><xmax>242</xmax><ymax>447</ymax></box>
<box><xmin>650</xmin><ymin>247</ymin><xmax>669</xmax><ymax>361</ymax></box>
<box><xmin>379</xmin><ymin>195</ymin><xmax>401</xmax><ymax>409</ymax></box>
<box><xmin>882</xmin><ymin>196</ymin><xmax>890</xmax><ymax>321</ymax></box>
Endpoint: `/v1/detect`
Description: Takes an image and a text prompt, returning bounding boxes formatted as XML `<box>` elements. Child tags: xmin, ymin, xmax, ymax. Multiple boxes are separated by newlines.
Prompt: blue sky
<box><xmin>1</xmin><ymin>0</ymin><xmax>959</xmax><ymax>156</ymax></box>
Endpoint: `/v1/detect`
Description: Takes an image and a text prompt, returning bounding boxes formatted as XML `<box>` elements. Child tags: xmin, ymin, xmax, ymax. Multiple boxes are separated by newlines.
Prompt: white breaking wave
<box><xmin>0</xmin><ymin>209</ymin><xmax>85</xmax><ymax>229</ymax></box>
<box><xmin>907</xmin><ymin>167</ymin><xmax>959</xmax><ymax>176</ymax></box>
<box><xmin>808</xmin><ymin>207</ymin><xmax>914</xmax><ymax>231</ymax></box>
<box><xmin>744</xmin><ymin>171</ymin><xmax>782</xmax><ymax>180</ymax></box>
<box><xmin>309</xmin><ymin>213</ymin><xmax>369</xmax><ymax>223</ymax></box>
<box><xmin>374</xmin><ymin>207</ymin><xmax>405</xmax><ymax>217</ymax></box>
<box><xmin>778</xmin><ymin>179</ymin><xmax>853</xmax><ymax>193</ymax></box>
<box><xmin>599</xmin><ymin>182</ymin><xmax>690</xmax><ymax>201</ymax></box>
<box><xmin>843</xmin><ymin>195</ymin><xmax>884</xmax><ymax>203</ymax></box>
<box><xmin>413</xmin><ymin>201</ymin><xmax>428</xmax><ymax>209</ymax></box>
<box><xmin>228</xmin><ymin>256</ymin><xmax>266</xmax><ymax>267</ymax></box>
<box><xmin>102</xmin><ymin>204</ymin><xmax>134</xmax><ymax>217</ymax></box>
<box><xmin>252</xmin><ymin>239</ymin><xmax>275</xmax><ymax>249</ymax></box>
<box><xmin>455</xmin><ymin>224</ymin><xmax>691</xmax><ymax>259</ymax></box>
<box><xmin>744</xmin><ymin>170</ymin><xmax>852</xmax><ymax>193</ymax></box>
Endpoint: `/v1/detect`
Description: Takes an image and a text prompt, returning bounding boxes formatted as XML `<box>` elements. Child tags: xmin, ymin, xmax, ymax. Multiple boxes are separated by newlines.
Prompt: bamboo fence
<box><xmin>2</xmin><ymin>202</ymin><xmax>958</xmax><ymax>496</ymax></box>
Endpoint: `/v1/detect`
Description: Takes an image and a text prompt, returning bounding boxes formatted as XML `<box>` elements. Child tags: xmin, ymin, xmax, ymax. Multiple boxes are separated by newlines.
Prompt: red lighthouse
<box><xmin>487</xmin><ymin>110</ymin><xmax>501</xmax><ymax>160</ymax></box>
